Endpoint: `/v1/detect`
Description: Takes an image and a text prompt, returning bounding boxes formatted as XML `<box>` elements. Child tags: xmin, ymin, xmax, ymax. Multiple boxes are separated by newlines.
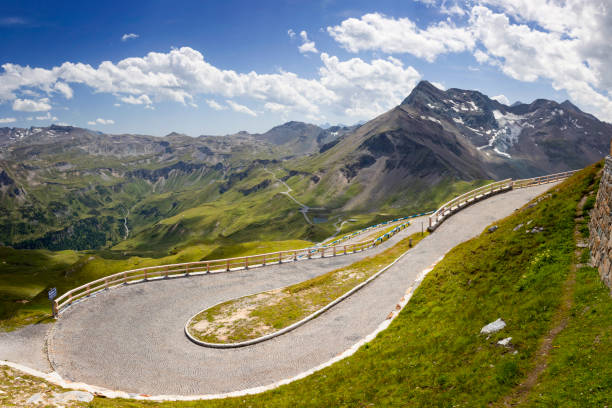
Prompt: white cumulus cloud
<box><xmin>35</xmin><ymin>112</ymin><xmax>58</xmax><ymax>121</ymax></box>
<box><xmin>287</xmin><ymin>29</ymin><xmax>296</xmax><ymax>39</ymax></box>
<box><xmin>431</xmin><ymin>81</ymin><xmax>446</xmax><ymax>90</ymax></box>
<box><xmin>469</xmin><ymin>2</ymin><xmax>612</xmax><ymax>120</ymax></box>
<box><xmin>121</xmin><ymin>33</ymin><xmax>139</xmax><ymax>42</ymax></box>
<box><xmin>53</xmin><ymin>82</ymin><xmax>73</xmax><ymax>99</ymax></box>
<box><xmin>327</xmin><ymin>12</ymin><xmax>475</xmax><ymax>62</ymax></box>
<box><xmin>88</xmin><ymin>118</ymin><xmax>115</xmax><ymax>125</ymax></box>
<box><xmin>298</xmin><ymin>30</ymin><xmax>318</xmax><ymax>54</ymax></box>
<box><xmin>0</xmin><ymin>46</ymin><xmax>425</xmax><ymax>124</ymax></box>
<box><xmin>12</xmin><ymin>98</ymin><xmax>52</xmax><ymax>112</ymax></box>
<box><xmin>121</xmin><ymin>94</ymin><xmax>152</xmax><ymax>105</ymax></box>
<box><xmin>264</xmin><ymin>102</ymin><xmax>289</xmax><ymax>113</ymax></box>
<box><xmin>327</xmin><ymin>2</ymin><xmax>612</xmax><ymax>122</ymax></box>
<box><xmin>226</xmin><ymin>100</ymin><xmax>257</xmax><ymax>117</ymax></box>
<box><xmin>206</xmin><ymin>99</ymin><xmax>226</xmax><ymax>110</ymax></box>
<box><xmin>319</xmin><ymin>53</ymin><xmax>421</xmax><ymax>118</ymax></box>
<box><xmin>0</xmin><ymin>117</ymin><xmax>16</xmax><ymax>123</ymax></box>
<box><xmin>491</xmin><ymin>94</ymin><xmax>510</xmax><ymax>105</ymax></box>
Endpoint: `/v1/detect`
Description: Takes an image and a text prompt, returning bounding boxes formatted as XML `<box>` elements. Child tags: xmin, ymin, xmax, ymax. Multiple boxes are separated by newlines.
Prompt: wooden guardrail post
<box><xmin>294</xmin><ymin>251</ymin><xmax>297</xmax><ymax>261</ymax></box>
<box><xmin>52</xmin><ymin>300</ymin><xmax>59</xmax><ymax>318</ymax></box>
<box><xmin>333</xmin><ymin>246</ymin><xmax>336</xmax><ymax>256</ymax></box>
<box><xmin>206</xmin><ymin>262</ymin><xmax>210</xmax><ymax>273</ymax></box>
<box><xmin>279</xmin><ymin>252</ymin><xmax>283</xmax><ymax>263</ymax></box>
<box><xmin>344</xmin><ymin>245</ymin><xmax>347</xmax><ymax>255</ymax></box>
<box><xmin>226</xmin><ymin>260</ymin><xmax>230</xmax><ymax>271</ymax></box>
<box><xmin>245</xmin><ymin>257</ymin><xmax>249</xmax><ymax>269</ymax></box>
<box><xmin>262</xmin><ymin>255</ymin><xmax>266</xmax><ymax>266</ymax></box>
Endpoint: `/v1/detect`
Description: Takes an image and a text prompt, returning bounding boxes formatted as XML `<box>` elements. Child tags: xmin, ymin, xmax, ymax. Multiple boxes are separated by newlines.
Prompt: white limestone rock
<box><xmin>480</xmin><ymin>318</ymin><xmax>506</xmax><ymax>334</ymax></box>
<box><xmin>26</xmin><ymin>392</ymin><xmax>44</xmax><ymax>404</ymax></box>
<box><xmin>52</xmin><ymin>390</ymin><xmax>94</xmax><ymax>403</ymax></box>
<box><xmin>497</xmin><ymin>337</ymin><xmax>512</xmax><ymax>346</ymax></box>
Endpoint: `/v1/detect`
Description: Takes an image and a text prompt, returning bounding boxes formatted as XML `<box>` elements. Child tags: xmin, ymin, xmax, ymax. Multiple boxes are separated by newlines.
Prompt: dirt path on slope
<box><xmin>494</xmin><ymin>194</ymin><xmax>589</xmax><ymax>407</ymax></box>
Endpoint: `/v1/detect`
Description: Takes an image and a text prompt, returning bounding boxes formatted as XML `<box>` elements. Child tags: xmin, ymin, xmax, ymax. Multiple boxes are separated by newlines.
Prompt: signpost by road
<box><xmin>48</xmin><ymin>287</ymin><xmax>57</xmax><ymax>301</ymax></box>
<box><xmin>49</xmin><ymin>287</ymin><xmax>58</xmax><ymax>318</ymax></box>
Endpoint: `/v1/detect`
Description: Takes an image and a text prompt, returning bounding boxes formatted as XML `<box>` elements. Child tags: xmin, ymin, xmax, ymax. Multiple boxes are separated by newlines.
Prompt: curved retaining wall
<box><xmin>589</xmin><ymin>153</ymin><xmax>612</xmax><ymax>292</ymax></box>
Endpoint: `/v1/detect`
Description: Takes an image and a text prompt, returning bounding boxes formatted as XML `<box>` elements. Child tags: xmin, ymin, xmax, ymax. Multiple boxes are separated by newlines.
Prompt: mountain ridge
<box><xmin>0</xmin><ymin>81</ymin><xmax>610</xmax><ymax>251</ymax></box>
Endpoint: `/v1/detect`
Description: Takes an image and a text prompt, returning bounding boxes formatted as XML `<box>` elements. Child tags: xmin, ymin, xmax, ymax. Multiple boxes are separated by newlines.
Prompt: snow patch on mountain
<box><xmin>420</xmin><ymin>115</ymin><xmax>442</xmax><ymax>125</ymax></box>
<box><xmin>493</xmin><ymin>148</ymin><xmax>511</xmax><ymax>159</ymax></box>
<box><xmin>483</xmin><ymin>110</ymin><xmax>529</xmax><ymax>158</ymax></box>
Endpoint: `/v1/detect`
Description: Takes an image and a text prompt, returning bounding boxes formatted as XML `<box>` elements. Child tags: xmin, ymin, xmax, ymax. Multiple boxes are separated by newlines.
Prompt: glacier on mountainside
<box><xmin>480</xmin><ymin>110</ymin><xmax>530</xmax><ymax>158</ymax></box>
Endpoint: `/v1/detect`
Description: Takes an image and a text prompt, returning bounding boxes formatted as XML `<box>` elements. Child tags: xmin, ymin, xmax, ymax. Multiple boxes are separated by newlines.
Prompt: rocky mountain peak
<box><xmin>560</xmin><ymin>100</ymin><xmax>582</xmax><ymax>113</ymax></box>
<box><xmin>49</xmin><ymin>124</ymin><xmax>75</xmax><ymax>132</ymax></box>
<box><xmin>528</xmin><ymin>99</ymin><xmax>558</xmax><ymax>111</ymax></box>
<box><xmin>165</xmin><ymin>131</ymin><xmax>188</xmax><ymax>138</ymax></box>
<box><xmin>401</xmin><ymin>80</ymin><xmax>446</xmax><ymax>106</ymax></box>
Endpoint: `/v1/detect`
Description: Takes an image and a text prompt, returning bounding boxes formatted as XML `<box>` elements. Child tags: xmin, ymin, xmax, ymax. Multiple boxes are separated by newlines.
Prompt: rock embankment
<box><xmin>589</xmin><ymin>145</ymin><xmax>612</xmax><ymax>291</ymax></box>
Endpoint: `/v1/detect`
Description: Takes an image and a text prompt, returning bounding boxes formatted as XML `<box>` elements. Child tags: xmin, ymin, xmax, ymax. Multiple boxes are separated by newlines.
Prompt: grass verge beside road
<box><xmin>187</xmin><ymin>231</ymin><xmax>427</xmax><ymax>344</ymax></box>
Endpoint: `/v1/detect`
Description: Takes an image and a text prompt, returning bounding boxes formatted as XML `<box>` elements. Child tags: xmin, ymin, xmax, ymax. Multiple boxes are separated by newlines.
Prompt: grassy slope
<box><xmin>525</xmin><ymin>264</ymin><xmax>612</xmax><ymax>407</ymax></box>
<box><xmin>78</xmin><ymin>161</ymin><xmax>610</xmax><ymax>407</ymax></box>
<box><xmin>113</xmin><ymin>166</ymin><xmax>332</xmax><ymax>255</ymax></box>
<box><xmin>522</xmin><ymin>173</ymin><xmax>611</xmax><ymax>406</ymax></box>
<box><xmin>0</xmin><ymin>365</ymin><xmax>85</xmax><ymax>407</ymax></box>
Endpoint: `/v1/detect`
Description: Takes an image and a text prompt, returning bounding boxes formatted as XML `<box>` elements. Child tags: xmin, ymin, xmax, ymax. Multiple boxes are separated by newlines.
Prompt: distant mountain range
<box><xmin>1</xmin><ymin>81</ymin><xmax>610</xmax><ymax>251</ymax></box>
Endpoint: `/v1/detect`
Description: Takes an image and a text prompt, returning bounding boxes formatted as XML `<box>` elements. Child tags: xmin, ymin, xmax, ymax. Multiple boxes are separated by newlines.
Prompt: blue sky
<box><xmin>0</xmin><ymin>0</ymin><xmax>610</xmax><ymax>136</ymax></box>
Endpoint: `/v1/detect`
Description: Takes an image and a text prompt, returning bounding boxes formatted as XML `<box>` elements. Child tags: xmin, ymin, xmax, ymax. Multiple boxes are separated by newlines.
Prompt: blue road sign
<box><xmin>48</xmin><ymin>287</ymin><xmax>57</xmax><ymax>301</ymax></box>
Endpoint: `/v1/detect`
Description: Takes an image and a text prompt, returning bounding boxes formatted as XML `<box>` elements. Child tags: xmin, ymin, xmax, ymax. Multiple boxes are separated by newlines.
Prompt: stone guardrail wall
<box><xmin>589</xmin><ymin>152</ymin><xmax>612</xmax><ymax>292</ymax></box>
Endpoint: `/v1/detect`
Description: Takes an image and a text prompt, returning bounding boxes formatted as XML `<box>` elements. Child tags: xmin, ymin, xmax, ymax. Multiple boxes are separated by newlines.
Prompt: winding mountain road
<box><xmin>0</xmin><ymin>183</ymin><xmax>556</xmax><ymax>397</ymax></box>
<box><xmin>264</xmin><ymin>168</ymin><xmax>325</xmax><ymax>225</ymax></box>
